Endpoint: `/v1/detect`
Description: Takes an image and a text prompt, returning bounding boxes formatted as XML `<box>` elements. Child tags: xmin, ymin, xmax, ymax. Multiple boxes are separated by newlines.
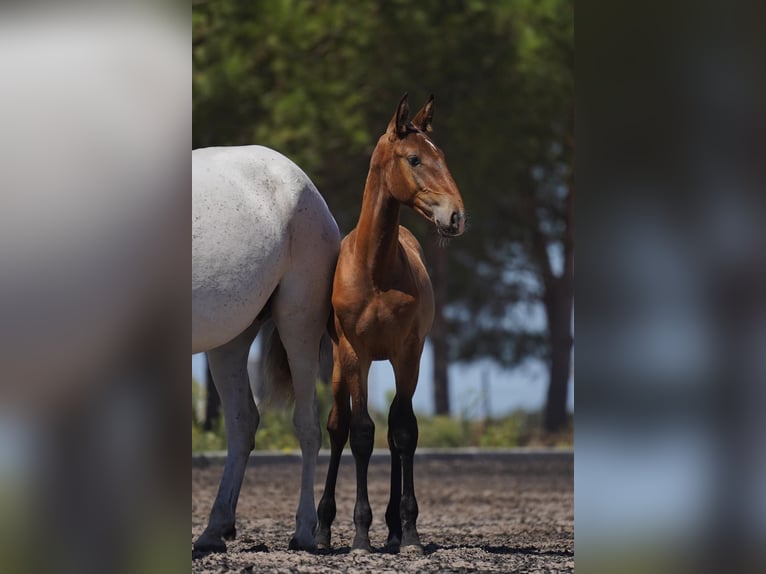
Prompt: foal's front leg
<box><xmin>350</xmin><ymin>401</ymin><xmax>375</xmax><ymax>552</ymax></box>
<box><xmin>389</xmin><ymin>349</ymin><xmax>424</xmax><ymax>554</ymax></box>
<box><xmin>388</xmin><ymin>396</ymin><xmax>422</xmax><ymax>553</ymax></box>
<box><xmin>384</xmin><ymin>404</ymin><xmax>403</xmax><ymax>547</ymax></box>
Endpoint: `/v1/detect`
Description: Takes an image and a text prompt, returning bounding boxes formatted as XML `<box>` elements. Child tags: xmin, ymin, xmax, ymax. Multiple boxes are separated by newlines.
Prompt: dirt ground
<box><xmin>192</xmin><ymin>451</ymin><xmax>573</xmax><ymax>573</ymax></box>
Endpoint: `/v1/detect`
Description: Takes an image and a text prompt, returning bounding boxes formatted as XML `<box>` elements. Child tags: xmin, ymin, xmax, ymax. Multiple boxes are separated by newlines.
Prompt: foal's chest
<box><xmin>340</xmin><ymin>287</ymin><xmax>420</xmax><ymax>358</ymax></box>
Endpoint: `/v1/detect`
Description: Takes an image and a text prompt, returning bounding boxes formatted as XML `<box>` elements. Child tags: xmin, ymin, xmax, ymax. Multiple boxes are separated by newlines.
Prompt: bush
<box><xmin>253</xmin><ymin>410</ymin><xmax>299</xmax><ymax>451</ymax></box>
<box><xmin>418</xmin><ymin>415</ymin><xmax>471</xmax><ymax>448</ymax></box>
<box><xmin>191</xmin><ymin>382</ymin><xmax>336</xmax><ymax>452</ymax></box>
<box><xmin>191</xmin><ymin>380</ymin><xmax>572</xmax><ymax>452</ymax></box>
<box><xmin>191</xmin><ymin>377</ymin><xmax>203</xmax><ymax>426</ymax></box>
<box><xmin>479</xmin><ymin>415</ymin><xmax>521</xmax><ymax>447</ymax></box>
<box><xmin>191</xmin><ymin>417</ymin><xmax>226</xmax><ymax>452</ymax></box>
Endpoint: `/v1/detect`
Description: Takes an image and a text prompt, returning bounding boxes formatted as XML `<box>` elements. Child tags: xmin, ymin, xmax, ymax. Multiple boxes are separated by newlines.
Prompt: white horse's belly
<box><xmin>192</xmin><ymin>146</ymin><xmax>301</xmax><ymax>352</ymax></box>
<box><xmin>191</xmin><ymin>249</ymin><xmax>283</xmax><ymax>353</ymax></box>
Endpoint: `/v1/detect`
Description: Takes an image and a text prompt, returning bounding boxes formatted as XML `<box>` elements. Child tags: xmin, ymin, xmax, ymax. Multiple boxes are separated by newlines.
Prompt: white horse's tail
<box><xmin>257</xmin><ymin>316</ymin><xmax>334</xmax><ymax>408</ymax></box>
<box><xmin>259</xmin><ymin>321</ymin><xmax>294</xmax><ymax>408</ymax></box>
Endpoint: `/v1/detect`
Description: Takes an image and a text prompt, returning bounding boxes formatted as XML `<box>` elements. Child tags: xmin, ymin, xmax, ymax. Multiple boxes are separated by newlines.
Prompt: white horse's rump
<box><xmin>192</xmin><ymin>145</ymin><xmax>338</xmax><ymax>353</ymax></box>
<box><xmin>192</xmin><ymin>145</ymin><xmax>340</xmax><ymax>552</ymax></box>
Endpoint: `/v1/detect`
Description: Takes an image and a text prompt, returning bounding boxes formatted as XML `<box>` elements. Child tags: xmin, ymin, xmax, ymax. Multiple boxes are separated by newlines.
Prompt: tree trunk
<box><xmin>543</xmin><ymin>182</ymin><xmax>574</xmax><ymax>433</ymax></box>
<box><xmin>543</xmin><ymin>284</ymin><xmax>572</xmax><ymax>432</ymax></box>
<box><xmin>429</xmin><ymin>243</ymin><xmax>450</xmax><ymax>415</ymax></box>
<box><xmin>525</xmin><ymin>174</ymin><xmax>574</xmax><ymax>434</ymax></box>
<box><xmin>203</xmin><ymin>356</ymin><xmax>221</xmax><ymax>431</ymax></box>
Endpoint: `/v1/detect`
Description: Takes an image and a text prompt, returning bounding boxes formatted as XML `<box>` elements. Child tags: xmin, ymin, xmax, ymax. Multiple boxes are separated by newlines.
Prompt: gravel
<box><xmin>192</xmin><ymin>450</ymin><xmax>573</xmax><ymax>573</ymax></box>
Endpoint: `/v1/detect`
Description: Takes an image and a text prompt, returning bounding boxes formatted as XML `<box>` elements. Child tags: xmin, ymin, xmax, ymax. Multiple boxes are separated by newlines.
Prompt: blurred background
<box><xmin>191</xmin><ymin>0</ymin><xmax>574</xmax><ymax>451</ymax></box>
<box><xmin>576</xmin><ymin>2</ymin><xmax>766</xmax><ymax>573</ymax></box>
<box><xmin>0</xmin><ymin>1</ymin><xmax>764</xmax><ymax>573</ymax></box>
<box><xmin>0</xmin><ymin>4</ymin><xmax>188</xmax><ymax>574</ymax></box>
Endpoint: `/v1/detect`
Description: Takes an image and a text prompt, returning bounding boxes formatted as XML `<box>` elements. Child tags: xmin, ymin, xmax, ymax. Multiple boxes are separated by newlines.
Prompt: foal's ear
<box><xmin>412</xmin><ymin>94</ymin><xmax>434</xmax><ymax>132</ymax></box>
<box><xmin>388</xmin><ymin>93</ymin><xmax>410</xmax><ymax>138</ymax></box>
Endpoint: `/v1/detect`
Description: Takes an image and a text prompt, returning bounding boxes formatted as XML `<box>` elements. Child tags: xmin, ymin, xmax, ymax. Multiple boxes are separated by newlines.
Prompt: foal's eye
<box><xmin>407</xmin><ymin>155</ymin><xmax>421</xmax><ymax>166</ymax></box>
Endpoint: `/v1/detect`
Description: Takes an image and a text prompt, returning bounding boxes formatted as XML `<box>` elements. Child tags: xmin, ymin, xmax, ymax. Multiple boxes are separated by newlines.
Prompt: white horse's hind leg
<box><xmin>272</xmin><ymin>277</ymin><xmax>327</xmax><ymax>551</ymax></box>
<box><xmin>194</xmin><ymin>323</ymin><xmax>260</xmax><ymax>553</ymax></box>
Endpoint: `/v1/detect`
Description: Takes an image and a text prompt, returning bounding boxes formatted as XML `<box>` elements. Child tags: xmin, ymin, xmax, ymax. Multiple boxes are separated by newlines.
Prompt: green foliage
<box><xmin>191</xmin><ymin>377</ymin><xmax>202</xmax><ymax>426</ymax></box>
<box><xmin>252</xmin><ymin>410</ymin><xmax>299</xmax><ymax>451</ymax></box>
<box><xmin>193</xmin><ymin>2</ymin><xmax>574</xmax><ymax>431</ymax></box>
<box><xmin>191</xmin><ymin>381</ymin><xmax>336</xmax><ymax>452</ymax></box>
<box><xmin>417</xmin><ymin>416</ymin><xmax>472</xmax><ymax>448</ymax></box>
<box><xmin>252</xmin><ymin>382</ymin><xmax>335</xmax><ymax>450</ymax></box>
<box><xmin>191</xmin><ymin>416</ymin><xmax>226</xmax><ymax>452</ymax></box>
<box><xmin>192</xmin><ymin>397</ymin><xmax>570</xmax><ymax>453</ymax></box>
<box><xmin>315</xmin><ymin>380</ymin><xmax>334</xmax><ymax>448</ymax></box>
<box><xmin>479</xmin><ymin>414</ymin><xmax>522</xmax><ymax>447</ymax></box>
<box><xmin>193</xmin><ymin>0</ymin><xmax>573</xmax><ymax>372</ymax></box>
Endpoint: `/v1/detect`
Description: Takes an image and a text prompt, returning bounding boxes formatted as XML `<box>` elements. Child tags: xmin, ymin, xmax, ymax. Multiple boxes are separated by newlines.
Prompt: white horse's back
<box><xmin>192</xmin><ymin>145</ymin><xmax>339</xmax><ymax>353</ymax></box>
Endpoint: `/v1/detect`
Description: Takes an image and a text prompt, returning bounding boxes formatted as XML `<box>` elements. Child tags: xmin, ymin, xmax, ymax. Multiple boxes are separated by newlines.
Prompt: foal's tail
<box><xmin>258</xmin><ymin>316</ymin><xmax>334</xmax><ymax>409</ymax></box>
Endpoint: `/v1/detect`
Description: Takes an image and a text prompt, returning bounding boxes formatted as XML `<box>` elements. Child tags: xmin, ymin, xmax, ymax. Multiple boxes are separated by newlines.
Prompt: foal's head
<box><xmin>373</xmin><ymin>94</ymin><xmax>465</xmax><ymax>237</ymax></box>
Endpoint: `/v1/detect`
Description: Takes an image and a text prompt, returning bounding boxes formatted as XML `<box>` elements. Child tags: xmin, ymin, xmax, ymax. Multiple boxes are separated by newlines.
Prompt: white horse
<box><xmin>192</xmin><ymin>145</ymin><xmax>340</xmax><ymax>552</ymax></box>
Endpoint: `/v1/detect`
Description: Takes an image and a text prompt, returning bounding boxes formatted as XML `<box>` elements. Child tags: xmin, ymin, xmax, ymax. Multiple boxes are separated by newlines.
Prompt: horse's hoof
<box><xmin>222</xmin><ymin>526</ymin><xmax>237</xmax><ymax>541</ymax></box>
<box><xmin>351</xmin><ymin>538</ymin><xmax>373</xmax><ymax>554</ymax></box>
<box><xmin>288</xmin><ymin>536</ymin><xmax>317</xmax><ymax>552</ymax></box>
<box><xmin>193</xmin><ymin>535</ymin><xmax>227</xmax><ymax>555</ymax></box>
<box><xmin>385</xmin><ymin>535</ymin><xmax>401</xmax><ymax>549</ymax></box>
<box><xmin>400</xmin><ymin>543</ymin><xmax>424</xmax><ymax>556</ymax></box>
<box><xmin>314</xmin><ymin>529</ymin><xmax>331</xmax><ymax>550</ymax></box>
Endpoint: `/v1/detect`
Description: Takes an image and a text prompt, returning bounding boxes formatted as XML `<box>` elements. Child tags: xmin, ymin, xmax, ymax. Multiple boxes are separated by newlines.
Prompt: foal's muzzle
<box><xmin>439</xmin><ymin>210</ymin><xmax>465</xmax><ymax>237</ymax></box>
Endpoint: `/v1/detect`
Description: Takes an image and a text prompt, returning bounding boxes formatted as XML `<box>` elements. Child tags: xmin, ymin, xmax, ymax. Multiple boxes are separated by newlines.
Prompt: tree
<box><xmin>512</xmin><ymin>1</ymin><xmax>574</xmax><ymax>432</ymax></box>
<box><xmin>192</xmin><ymin>0</ymin><xmax>574</xmax><ymax>429</ymax></box>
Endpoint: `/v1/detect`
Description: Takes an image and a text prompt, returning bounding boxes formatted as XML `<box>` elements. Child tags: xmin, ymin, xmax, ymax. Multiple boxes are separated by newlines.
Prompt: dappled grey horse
<box><xmin>192</xmin><ymin>145</ymin><xmax>340</xmax><ymax>552</ymax></box>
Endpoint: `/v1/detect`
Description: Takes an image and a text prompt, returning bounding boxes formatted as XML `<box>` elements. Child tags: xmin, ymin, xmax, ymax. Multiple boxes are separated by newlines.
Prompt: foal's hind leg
<box><xmin>315</xmin><ymin>345</ymin><xmax>351</xmax><ymax>549</ymax></box>
<box><xmin>194</xmin><ymin>322</ymin><xmax>261</xmax><ymax>553</ymax></box>
<box><xmin>388</xmin><ymin>344</ymin><xmax>425</xmax><ymax>554</ymax></box>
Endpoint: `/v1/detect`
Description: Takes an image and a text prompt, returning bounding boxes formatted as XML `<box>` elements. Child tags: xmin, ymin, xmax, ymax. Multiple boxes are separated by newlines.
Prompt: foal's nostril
<box><xmin>450</xmin><ymin>212</ymin><xmax>459</xmax><ymax>228</ymax></box>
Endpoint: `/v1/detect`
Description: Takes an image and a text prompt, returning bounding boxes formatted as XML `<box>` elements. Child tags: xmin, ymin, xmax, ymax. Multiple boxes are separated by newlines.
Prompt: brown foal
<box><xmin>315</xmin><ymin>94</ymin><xmax>465</xmax><ymax>554</ymax></box>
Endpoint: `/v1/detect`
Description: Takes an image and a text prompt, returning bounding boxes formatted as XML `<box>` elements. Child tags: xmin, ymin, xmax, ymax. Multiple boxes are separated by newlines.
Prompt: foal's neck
<box><xmin>356</xmin><ymin>160</ymin><xmax>401</xmax><ymax>284</ymax></box>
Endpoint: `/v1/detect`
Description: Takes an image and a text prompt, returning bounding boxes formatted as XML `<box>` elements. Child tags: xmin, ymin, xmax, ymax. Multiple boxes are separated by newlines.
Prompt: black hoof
<box><xmin>288</xmin><ymin>536</ymin><xmax>317</xmax><ymax>552</ymax></box>
<box><xmin>401</xmin><ymin>530</ymin><xmax>423</xmax><ymax>554</ymax></box>
<box><xmin>385</xmin><ymin>535</ymin><xmax>401</xmax><ymax>549</ymax></box>
<box><xmin>351</xmin><ymin>538</ymin><xmax>373</xmax><ymax>554</ymax></box>
<box><xmin>315</xmin><ymin>528</ymin><xmax>331</xmax><ymax>550</ymax></box>
<box><xmin>222</xmin><ymin>526</ymin><xmax>237</xmax><ymax>541</ymax></box>
<box><xmin>192</xmin><ymin>536</ymin><xmax>227</xmax><ymax>556</ymax></box>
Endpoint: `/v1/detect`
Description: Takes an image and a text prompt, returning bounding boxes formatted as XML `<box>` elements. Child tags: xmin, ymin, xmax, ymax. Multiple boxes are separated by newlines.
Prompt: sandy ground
<box><xmin>192</xmin><ymin>451</ymin><xmax>573</xmax><ymax>573</ymax></box>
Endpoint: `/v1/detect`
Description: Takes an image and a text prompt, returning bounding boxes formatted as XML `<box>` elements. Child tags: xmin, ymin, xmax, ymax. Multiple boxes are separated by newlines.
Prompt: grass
<box><xmin>192</xmin><ymin>379</ymin><xmax>573</xmax><ymax>453</ymax></box>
